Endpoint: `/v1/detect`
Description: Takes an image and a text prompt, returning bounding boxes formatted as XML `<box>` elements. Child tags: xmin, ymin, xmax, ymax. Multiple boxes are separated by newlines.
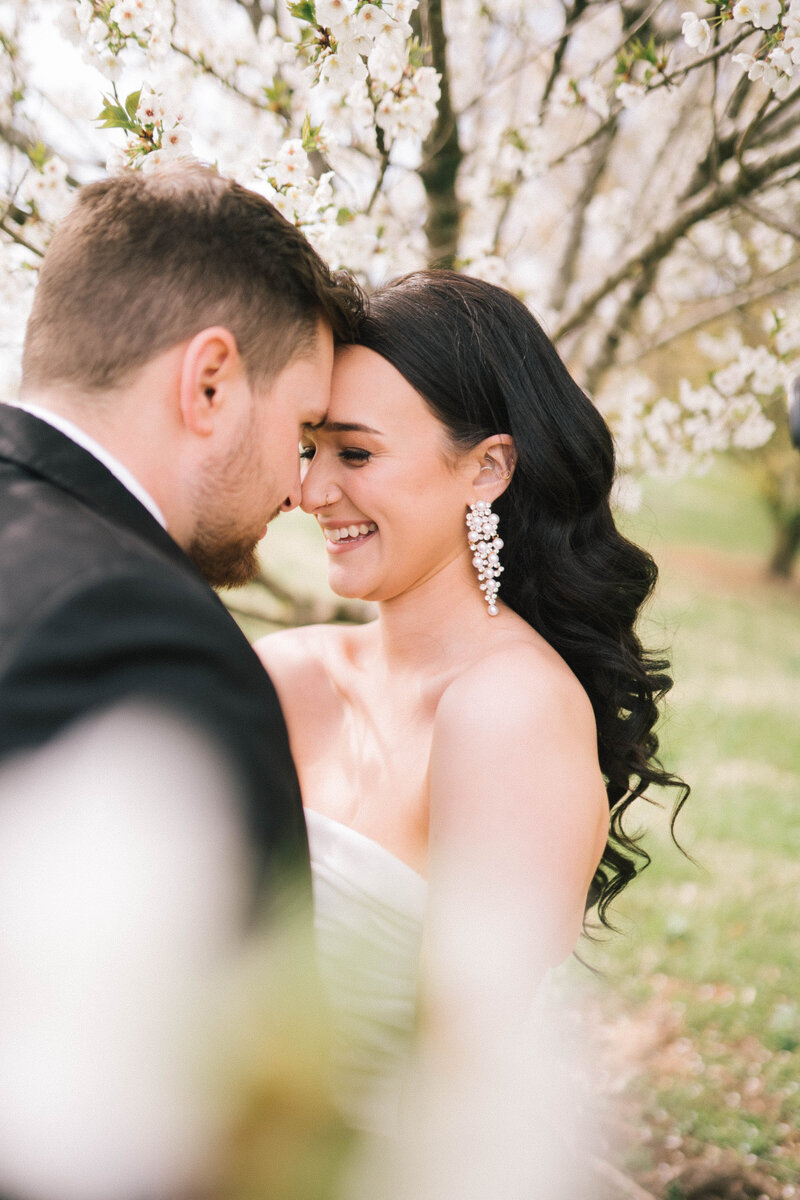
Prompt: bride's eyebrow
<box><xmin>323</xmin><ymin>421</ymin><xmax>383</xmax><ymax>435</ymax></box>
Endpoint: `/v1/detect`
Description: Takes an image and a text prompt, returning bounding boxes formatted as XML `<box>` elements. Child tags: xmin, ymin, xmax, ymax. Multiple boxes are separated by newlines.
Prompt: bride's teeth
<box><xmin>325</xmin><ymin>522</ymin><xmax>376</xmax><ymax>543</ymax></box>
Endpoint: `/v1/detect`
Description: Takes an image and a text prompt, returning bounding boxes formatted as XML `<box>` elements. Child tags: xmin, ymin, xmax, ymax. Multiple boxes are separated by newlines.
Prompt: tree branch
<box><xmin>552</xmin><ymin>140</ymin><xmax>800</xmax><ymax>342</ymax></box>
<box><xmin>582</xmin><ymin>259</ymin><xmax>658</xmax><ymax>393</ymax></box>
<box><xmin>737</xmin><ymin>196</ymin><xmax>800</xmax><ymax>240</ymax></box>
<box><xmin>0</xmin><ymin>217</ymin><xmax>43</xmax><ymax>257</ymax></box>
<box><xmin>169</xmin><ymin>41</ymin><xmax>280</xmax><ymax>114</ymax></box>
<box><xmin>548</xmin><ymin>125</ymin><xmax>616</xmax><ymax>314</ymax></box>
<box><xmin>616</xmin><ymin>259</ymin><xmax>800</xmax><ymax>366</ymax></box>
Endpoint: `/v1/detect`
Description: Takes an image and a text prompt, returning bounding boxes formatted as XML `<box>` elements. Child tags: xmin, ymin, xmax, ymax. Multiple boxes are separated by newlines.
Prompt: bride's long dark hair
<box><xmin>355</xmin><ymin>269</ymin><xmax>688</xmax><ymax>926</ymax></box>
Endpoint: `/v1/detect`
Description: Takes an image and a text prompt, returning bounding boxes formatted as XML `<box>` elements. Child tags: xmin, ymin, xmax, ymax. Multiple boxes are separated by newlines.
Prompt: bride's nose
<box><xmin>300</xmin><ymin>459</ymin><xmax>341</xmax><ymax>514</ymax></box>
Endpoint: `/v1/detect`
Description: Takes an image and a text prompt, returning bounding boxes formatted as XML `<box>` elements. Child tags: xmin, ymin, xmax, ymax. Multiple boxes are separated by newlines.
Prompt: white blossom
<box><xmin>681</xmin><ymin>12</ymin><xmax>712</xmax><ymax>54</ymax></box>
<box><xmin>269</xmin><ymin>139</ymin><xmax>311</xmax><ymax>188</ymax></box>
<box><xmin>367</xmin><ymin>30</ymin><xmax>407</xmax><ymax>88</ymax></box>
<box><xmin>577</xmin><ymin>77</ymin><xmax>609</xmax><ymax>120</ymax></box>
<box><xmin>732</xmin><ymin>405</ymin><xmax>777</xmax><ymax>448</ymax></box>
<box><xmin>732</xmin><ymin>0</ymin><xmax>781</xmax><ymax>30</ymax></box>
<box><xmin>109</xmin><ymin>1</ymin><xmax>151</xmax><ymax>39</ymax></box>
<box><xmin>549</xmin><ymin>75</ymin><xmax>576</xmax><ymax>114</ymax></box>
<box><xmin>615</xmin><ymin>81</ymin><xmax>646</xmax><ymax>108</ymax></box>
<box><xmin>19</xmin><ymin>158</ymin><xmax>74</xmax><ymax>226</ymax></box>
<box><xmin>316</xmin><ymin>0</ymin><xmax>357</xmax><ymax>33</ymax></box>
<box><xmin>731</xmin><ymin>51</ymin><xmax>765</xmax><ymax>80</ymax></box>
<box><xmin>137</xmin><ymin>88</ymin><xmax>166</xmax><ymax>127</ymax></box>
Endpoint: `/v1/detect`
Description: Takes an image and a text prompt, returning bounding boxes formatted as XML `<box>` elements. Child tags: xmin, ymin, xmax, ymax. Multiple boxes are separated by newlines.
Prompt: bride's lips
<box><xmin>321</xmin><ymin>521</ymin><xmax>378</xmax><ymax>553</ymax></box>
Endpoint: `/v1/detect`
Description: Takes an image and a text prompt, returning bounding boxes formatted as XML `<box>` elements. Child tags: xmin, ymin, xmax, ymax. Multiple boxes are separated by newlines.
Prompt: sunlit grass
<box><xmin>579</xmin><ymin>461</ymin><xmax>800</xmax><ymax>1187</ymax></box>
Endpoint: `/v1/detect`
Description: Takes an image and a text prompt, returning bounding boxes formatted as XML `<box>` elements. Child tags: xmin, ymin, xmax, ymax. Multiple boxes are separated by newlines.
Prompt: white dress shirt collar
<box><xmin>13</xmin><ymin>401</ymin><xmax>167</xmax><ymax>530</ymax></box>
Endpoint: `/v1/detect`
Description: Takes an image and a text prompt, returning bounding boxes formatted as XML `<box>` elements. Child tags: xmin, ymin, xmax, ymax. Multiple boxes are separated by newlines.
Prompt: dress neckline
<box><xmin>304</xmin><ymin>807</ymin><xmax>427</xmax><ymax>918</ymax></box>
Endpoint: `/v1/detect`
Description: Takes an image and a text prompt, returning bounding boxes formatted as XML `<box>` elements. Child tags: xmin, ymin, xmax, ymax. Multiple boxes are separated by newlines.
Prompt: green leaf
<box><xmin>300</xmin><ymin>112</ymin><xmax>324</xmax><ymax>151</ymax></box>
<box><xmin>288</xmin><ymin>0</ymin><xmax>315</xmax><ymax>23</ymax></box>
<box><xmin>124</xmin><ymin>89</ymin><xmax>141</xmax><ymax>120</ymax></box>
<box><xmin>96</xmin><ymin>92</ymin><xmax>138</xmax><ymax>131</ymax></box>
<box><xmin>263</xmin><ymin>78</ymin><xmax>292</xmax><ymax>115</ymax></box>
<box><xmin>336</xmin><ymin>207</ymin><xmax>354</xmax><ymax>226</ymax></box>
<box><xmin>26</xmin><ymin>141</ymin><xmax>48</xmax><ymax>169</ymax></box>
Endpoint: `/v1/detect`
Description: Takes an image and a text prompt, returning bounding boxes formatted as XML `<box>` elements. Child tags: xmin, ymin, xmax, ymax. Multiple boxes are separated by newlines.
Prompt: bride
<box><xmin>256</xmin><ymin>269</ymin><xmax>687</xmax><ymax>1138</ymax></box>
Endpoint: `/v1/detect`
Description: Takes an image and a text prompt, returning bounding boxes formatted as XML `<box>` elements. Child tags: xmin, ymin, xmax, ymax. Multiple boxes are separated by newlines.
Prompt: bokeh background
<box><xmin>3</xmin><ymin>2</ymin><xmax>800</xmax><ymax>1196</ymax></box>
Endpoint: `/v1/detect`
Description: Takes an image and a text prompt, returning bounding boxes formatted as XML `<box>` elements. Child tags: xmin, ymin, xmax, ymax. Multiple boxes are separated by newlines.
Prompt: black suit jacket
<box><xmin>0</xmin><ymin>404</ymin><xmax>309</xmax><ymax>889</ymax></box>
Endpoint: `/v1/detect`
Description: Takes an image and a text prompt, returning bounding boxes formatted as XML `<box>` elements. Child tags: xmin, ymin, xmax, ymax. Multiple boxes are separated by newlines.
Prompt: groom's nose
<box><xmin>277</xmin><ymin>464</ymin><xmax>303</xmax><ymax>514</ymax></box>
<box><xmin>279</xmin><ymin>480</ymin><xmax>301</xmax><ymax>513</ymax></box>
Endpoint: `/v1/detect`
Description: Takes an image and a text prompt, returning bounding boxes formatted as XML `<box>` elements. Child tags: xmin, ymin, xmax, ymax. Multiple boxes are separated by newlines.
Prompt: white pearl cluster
<box><xmin>466</xmin><ymin>500</ymin><xmax>504</xmax><ymax>616</ymax></box>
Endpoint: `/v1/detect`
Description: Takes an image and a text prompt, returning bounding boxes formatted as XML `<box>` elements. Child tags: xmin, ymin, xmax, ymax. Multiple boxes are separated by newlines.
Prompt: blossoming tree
<box><xmin>2</xmin><ymin>0</ymin><xmax>800</xmax><ymax>578</ymax></box>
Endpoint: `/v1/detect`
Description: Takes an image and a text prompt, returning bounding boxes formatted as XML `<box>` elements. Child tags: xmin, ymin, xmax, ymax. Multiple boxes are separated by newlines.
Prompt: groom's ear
<box><xmin>178</xmin><ymin>326</ymin><xmax>243</xmax><ymax>437</ymax></box>
<box><xmin>471</xmin><ymin>434</ymin><xmax>516</xmax><ymax>499</ymax></box>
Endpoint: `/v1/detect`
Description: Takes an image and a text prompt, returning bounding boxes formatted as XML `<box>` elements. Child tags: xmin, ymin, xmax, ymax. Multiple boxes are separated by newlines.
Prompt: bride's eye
<box><xmin>340</xmin><ymin>448</ymin><xmax>371</xmax><ymax>465</ymax></box>
<box><xmin>299</xmin><ymin>444</ymin><xmax>316</xmax><ymax>461</ymax></box>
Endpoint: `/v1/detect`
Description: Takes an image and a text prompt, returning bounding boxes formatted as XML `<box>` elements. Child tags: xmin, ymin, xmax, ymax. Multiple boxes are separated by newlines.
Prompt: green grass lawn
<box><xmin>578</xmin><ymin>465</ymin><xmax>800</xmax><ymax>1195</ymax></box>
<box><xmin>240</xmin><ymin>460</ymin><xmax>800</xmax><ymax>1196</ymax></box>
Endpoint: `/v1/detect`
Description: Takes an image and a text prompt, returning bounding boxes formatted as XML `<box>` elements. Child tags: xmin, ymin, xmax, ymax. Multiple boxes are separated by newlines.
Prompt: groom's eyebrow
<box><xmin>323</xmin><ymin>421</ymin><xmax>383</xmax><ymax>435</ymax></box>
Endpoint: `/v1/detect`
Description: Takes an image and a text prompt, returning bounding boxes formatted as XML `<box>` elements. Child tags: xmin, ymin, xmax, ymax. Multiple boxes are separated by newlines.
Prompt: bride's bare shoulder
<box><xmin>253</xmin><ymin>621</ymin><xmax>370</xmax><ymax>689</ymax></box>
<box><xmin>438</xmin><ymin>636</ymin><xmax>596</xmax><ymax>742</ymax></box>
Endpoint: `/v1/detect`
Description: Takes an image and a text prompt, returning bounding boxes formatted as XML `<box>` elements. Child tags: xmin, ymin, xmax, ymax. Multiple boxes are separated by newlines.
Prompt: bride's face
<box><xmin>299</xmin><ymin>345</ymin><xmax>474</xmax><ymax>603</ymax></box>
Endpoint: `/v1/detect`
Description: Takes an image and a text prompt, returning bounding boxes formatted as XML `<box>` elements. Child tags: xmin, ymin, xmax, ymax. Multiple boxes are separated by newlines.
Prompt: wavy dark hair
<box><xmin>354</xmin><ymin>269</ymin><xmax>688</xmax><ymax>927</ymax></box>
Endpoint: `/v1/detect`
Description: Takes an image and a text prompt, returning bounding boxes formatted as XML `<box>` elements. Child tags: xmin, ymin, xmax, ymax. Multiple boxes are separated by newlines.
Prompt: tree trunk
<box><xmin>418</xmin><ymin>0</ymin><xmax>462</xmax><ymax>267</ymax></box>
<box><xmin>767</xmin><ymin>510</ymin><xmax>800</xmax><ymax>577</ymax></box>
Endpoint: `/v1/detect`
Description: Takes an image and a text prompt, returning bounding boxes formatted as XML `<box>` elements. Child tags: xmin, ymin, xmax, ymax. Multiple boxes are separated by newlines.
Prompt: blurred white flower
<box><xmin>136</xmin><ymin>88</ymin><xmax>165</xmax><ymax>127</ymax></box>
<box><xmin>611</xmin><ymin>473</ymin><xmax>643</xmax><ymax>513</ymax></box>
<box><xmin>577</xmin><ymin>77</ymin><xmax>609</xmax><ymax>119</ymax></box>
<box><xmin>732</xmin><ymin>0</ymin><xmax>781</xmax><ymax>30</ymax></box>
<box><xmin>20</xmin><ymin>157</ymin><xmax>74</xmax><ymax>225</ymax></box>
<box><xmin>159</xmin><ymin>126</ymin><xmax>194</xmax><ymax>157</ymax></box>
<box><xmin>681</xmin><ymin>12</ymin><xmax>712</xmax><ymax>53</ymax></box>
<box><xmin>615</xmin><ymin>81</ymin><xmax>646</xmax><ymax>107</ymax></box>
<box><xmin>549</xmin><ymin>75</ymin><xmax>576</xmax><ymax>114</ymax></box>
<box><xmin>368</xmin><ymin>29</ymin><xmax>407</xmax><ymax>88</ymax></box>
<box><xmin>732</xmin><ymin>406</ymin><xmax>776</xmax><ymax>448</ymax></box>
<box><xmin>106</xmin><ymin>143</ymin><xmax>129</xmax><ymax>174</ymax></box>
<box><xmin>318</xmin><ymin>41</ymin><xmax>368</xmax><ymax>89</ymax></box>
<box><xmin>467</xmin><ymin>254</ymin><xmax>509</xmax><ymax>285</ymax></box>
<box><xmin>731</xmin><ymin>51</ymin><xmax>764</xmax><ymax>80</ymax></box>
<box><xmin>316</xmin><ymin>0</ymin><xmax>357</xmax><ymax>33</ymax></box>
<box><xmin>351</xmin><ymin>3</ymin><xmax>396</xmax><ymax>47</ymax></box>
<box><xmin>769</xmin><ymin>47</ymin><xmax>793</xmax><ymax>73</ymax></box>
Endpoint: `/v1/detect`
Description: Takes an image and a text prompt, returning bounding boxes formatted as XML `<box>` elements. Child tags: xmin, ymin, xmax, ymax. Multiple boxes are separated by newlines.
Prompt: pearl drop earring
<box><xmin>466</xmin><ymin>500</ymin><xmax>504</xmax><ymax>616</ymax></box>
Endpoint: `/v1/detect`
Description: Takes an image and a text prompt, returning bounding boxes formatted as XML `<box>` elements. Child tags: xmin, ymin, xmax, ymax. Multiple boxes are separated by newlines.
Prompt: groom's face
<box><xmin>188</xmin><ymin>322</ymin><xmax>334</xmax><ymax>587</ymax></box>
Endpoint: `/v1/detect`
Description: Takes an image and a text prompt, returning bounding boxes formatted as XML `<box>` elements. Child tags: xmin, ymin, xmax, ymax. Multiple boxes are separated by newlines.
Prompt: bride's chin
<box><xmin>327</xmin><ymin>573</ymin><xmax>371</xmax><ymax>602</ymax></box>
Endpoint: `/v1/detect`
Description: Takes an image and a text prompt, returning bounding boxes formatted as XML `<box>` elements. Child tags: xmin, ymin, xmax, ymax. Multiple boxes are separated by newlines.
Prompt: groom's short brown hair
<box><xmin>21</xmin><ymin>163</ymin><xmax>361</xmax><ymax>394</ymax></box>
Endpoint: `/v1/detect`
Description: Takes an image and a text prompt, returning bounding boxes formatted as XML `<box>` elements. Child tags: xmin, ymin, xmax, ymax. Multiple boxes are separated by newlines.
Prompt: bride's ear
<box><xmin>471</xmin><ymin>434</ymin><xmax>516</xmax><ymax>500</ymax></box>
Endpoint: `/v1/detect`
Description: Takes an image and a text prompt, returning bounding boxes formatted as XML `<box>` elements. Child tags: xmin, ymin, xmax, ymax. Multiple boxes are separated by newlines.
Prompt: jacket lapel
<box><xmin>0</xmin><ymin>403</ymin><xmax>202</xmax><ymax>578</ymax></box>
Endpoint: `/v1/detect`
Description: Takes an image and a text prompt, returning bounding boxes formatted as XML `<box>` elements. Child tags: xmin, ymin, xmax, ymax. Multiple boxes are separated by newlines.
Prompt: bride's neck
<box><xmin>373</xmin><ymin>558</ymin><xmax>495</xmax><ymax>675</ymax></box>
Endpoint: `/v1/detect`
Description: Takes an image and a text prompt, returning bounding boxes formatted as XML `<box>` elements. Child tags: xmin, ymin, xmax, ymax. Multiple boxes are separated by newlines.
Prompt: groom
<box><xmin>0</xmin><ymin>164</ymin><xmax>360</xmax><ymax>1197</ymax></box>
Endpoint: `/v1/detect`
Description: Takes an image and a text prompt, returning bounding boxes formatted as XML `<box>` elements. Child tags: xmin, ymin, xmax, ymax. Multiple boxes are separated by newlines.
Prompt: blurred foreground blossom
<box><xmin>0</xmin><ymin>702</ymin><xmax>254</xmax><ymax>1199</ymax></box>
<box><xmin>0</xmin><ymin>701</ymin><xmax>349</xmax><ymax>1200</ymax></box>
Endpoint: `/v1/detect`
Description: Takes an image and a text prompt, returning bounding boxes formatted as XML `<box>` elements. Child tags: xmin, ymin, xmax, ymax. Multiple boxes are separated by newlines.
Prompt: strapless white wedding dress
<box><xmin>305</xmin><ymin>808</ymin><xmax>427</xmax><ymax>1134</ymax></box>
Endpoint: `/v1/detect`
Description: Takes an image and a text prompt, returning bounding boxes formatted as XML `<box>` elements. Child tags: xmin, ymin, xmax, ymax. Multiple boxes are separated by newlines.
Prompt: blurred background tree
<box><xmin>1</xmin><ymin>0</ymin><xmax>799</xmax><ymax>600</ymax></box>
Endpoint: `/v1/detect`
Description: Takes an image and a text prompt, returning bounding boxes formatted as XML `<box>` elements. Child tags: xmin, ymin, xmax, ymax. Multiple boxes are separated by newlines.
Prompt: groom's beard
<box><xmin>187</xmin><ymin>524</ymin><xmax>261</xmax><ymax>589</ymax></box>
<box><xmin>187</xmin><ymin>422</ymin><xmax>272</xmax><ymax>589</ymax></box>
